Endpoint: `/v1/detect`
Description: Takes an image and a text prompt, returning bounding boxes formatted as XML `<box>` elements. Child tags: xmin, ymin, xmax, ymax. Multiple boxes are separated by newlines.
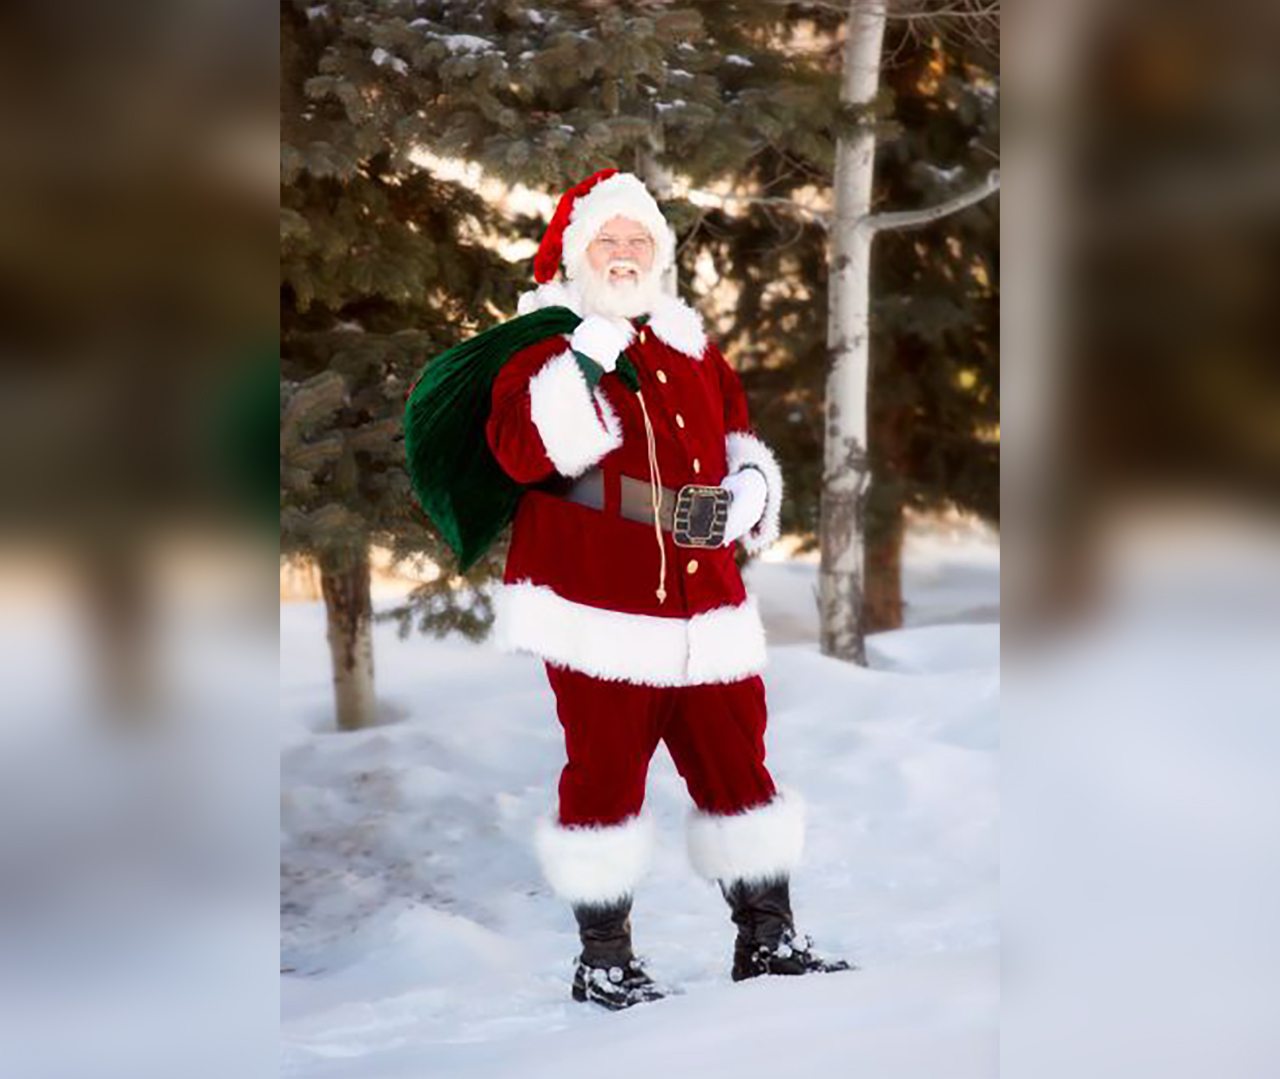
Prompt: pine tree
<box><xmin>864</xmin><ymin>18</ymin><xmax>1000</xmax><ymax>630</ymax></box>
<box><xmin>282</xmin><ymin>0</ymin><xmax>726</xmax><ymax>727</ymax></box>
<box><xmin>281</xmin><ymin>0</ymin><xmax>526</xmax><ymax>729</ymax></box>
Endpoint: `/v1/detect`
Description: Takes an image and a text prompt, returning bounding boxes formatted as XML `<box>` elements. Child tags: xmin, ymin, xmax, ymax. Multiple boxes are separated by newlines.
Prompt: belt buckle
<box><xmin>672</xmin><ymin>484</ymin><xmax>731</xmax><ymax>548</ymax></box>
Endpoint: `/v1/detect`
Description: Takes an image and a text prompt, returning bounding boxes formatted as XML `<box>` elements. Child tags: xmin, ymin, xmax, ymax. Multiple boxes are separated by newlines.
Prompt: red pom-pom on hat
<box><xmin>533</xmin><ymin>168</ymin><xmax>619</xmax><ymax>283</ymax></box>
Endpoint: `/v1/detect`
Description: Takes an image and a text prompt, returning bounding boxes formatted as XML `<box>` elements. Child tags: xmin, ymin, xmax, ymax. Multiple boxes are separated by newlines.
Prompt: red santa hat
<box><xmin>533</xmin><ymin>169</ymin><xmax>676</xmax><ymax>284</ymax></box>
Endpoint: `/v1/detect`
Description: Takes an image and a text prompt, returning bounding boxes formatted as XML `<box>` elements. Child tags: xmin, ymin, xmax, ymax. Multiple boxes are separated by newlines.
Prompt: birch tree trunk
<box><xmin>318</xmin><ymin>541</ymin><xmax>376</xmax><ymax>731</ymax></box>
<box><xmin>819</xmin><ymin>0</ymin><xmax>887</xmax><ymax>664</ymax></box>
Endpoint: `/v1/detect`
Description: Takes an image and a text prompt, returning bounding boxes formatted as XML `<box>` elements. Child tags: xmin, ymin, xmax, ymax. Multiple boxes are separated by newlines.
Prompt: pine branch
<box><xmin>883</xmin><ymin>1</ymin><xmax>1001</xmax><ymax>22</ymax></box>
<box><xmin>281</xmin><ymin>371</ymin><xmax>347</xmax><ymax>434</ymax></box>
<box><xmin>862</xmin><ymin>169</ymin><xmax>999</xmax><ymax>233</ymax></box>
<box><xmin>756</xmin><ymin>0</ymin><xmax>999</xmax><ymax>50</ymax></box>
<box><xmin>756</xmin><ymin>0</ymin><xmax>999</xmax><ymax>19</ymax></box>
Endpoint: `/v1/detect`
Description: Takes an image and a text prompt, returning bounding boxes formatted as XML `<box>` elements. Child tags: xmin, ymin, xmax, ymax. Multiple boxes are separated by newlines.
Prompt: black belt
<box><xmin>540</xmin><ymin>469</ymin><xmax>731</xmax><ymax>548</ymax></box>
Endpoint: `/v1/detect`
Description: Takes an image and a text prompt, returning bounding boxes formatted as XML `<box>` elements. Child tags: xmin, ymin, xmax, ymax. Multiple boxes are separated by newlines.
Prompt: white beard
<box><xmin>571</xmin><ymin>259</ymin><xmax>664</xmax><ymax>320</ymax></box>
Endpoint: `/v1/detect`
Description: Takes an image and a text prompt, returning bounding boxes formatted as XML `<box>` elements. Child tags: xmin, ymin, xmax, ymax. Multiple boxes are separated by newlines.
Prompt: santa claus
<box><xmin>484</xmin><ymin>169</ymin><xmax>851</xmax><ymax>1008</ymax></box>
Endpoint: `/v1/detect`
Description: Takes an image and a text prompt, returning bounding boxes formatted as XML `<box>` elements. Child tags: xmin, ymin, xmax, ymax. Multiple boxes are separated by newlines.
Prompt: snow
<box><xmin>9</xmin><ymin>500</ymin><xmax>1280</xmax><ymax>1074</ymax></box>
<box><xmin>281</xmin><ymin>523</ymin><xmax>999</xmax><ymax>1077</ymax></box>
<box><xmin>0</xmin><ymin>548</ymin><xmax>279</xmax><ymax>1079</ymax></box>
<box><xmin>921</xmin><ymin>162</ymin><xmax>966</xmax><ymax>185</ymax></box>
<box><xmin>725</xmin><ymin>54</ymin><xmax>754</xmax><ymax>67</ymax></box>
<box><xmin>442</xmin><ymin>34</ymin><xmax>496</xmax><ymax>55</ymax></box>
<box><xmin>370</xmin><ymin>48</ymin><xmax>408</xmax><ymax>76</ymax></box>
<box><xmin>1001</xmin><ymin>510</ymin><xmax>1280</xmax><ymax>1079</ymax></box>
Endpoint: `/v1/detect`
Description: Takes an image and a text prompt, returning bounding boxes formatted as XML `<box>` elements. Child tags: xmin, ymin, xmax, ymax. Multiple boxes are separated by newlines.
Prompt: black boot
<box><xmin>720</xmin><ymin>876</ymin><xmax>855</xmax><ymax>982</ymax></box>
<box><xmin>570</xmin><ymin>896</ymin><xmax>666</xmax><ymax>1010</ymax></box>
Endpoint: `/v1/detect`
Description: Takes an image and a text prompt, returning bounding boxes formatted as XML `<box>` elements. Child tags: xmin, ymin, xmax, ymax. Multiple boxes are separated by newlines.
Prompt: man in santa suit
<box><xmin>485</xmin><ymin>169</ymin><xmax>850</xmax><ymax>1009</ymax></box>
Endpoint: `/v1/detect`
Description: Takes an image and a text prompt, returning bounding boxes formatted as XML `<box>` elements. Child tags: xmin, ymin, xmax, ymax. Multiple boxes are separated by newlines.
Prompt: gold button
<box><xmin>639</xmin><ymin>329</ymin><xmax>648</xmax><ymax>344</ymax></box>
<box><xmin>655</xmin><ymin>369</ymin><xmax>667</xmax><ymax>384</ymax></box>
<box><xmin>686</xmin><ymin>558</ymin><xmax>699</xmax><ymax>575</ymax></box>
<box><xmin>692</xmin><ymin>457</ymin><xmax>701</xmax><ymax>473</ymax></box>
<box><xmin>675</xmin><ymin>413</ymin><xmax>685</xmax><ymax>428</ymax></box>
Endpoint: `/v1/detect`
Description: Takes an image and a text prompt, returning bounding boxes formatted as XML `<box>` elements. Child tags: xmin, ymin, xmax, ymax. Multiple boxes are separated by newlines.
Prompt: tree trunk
<box><xmin>819</xmin><ymin>0</ymin><xmax>886</xmax><ymax>664</ymax></box>
<box><xmin>865</xmin><ymin>351</ymin><xmax>910</xmax><ymax>632</ymax></box>
<box><xmin>1004</xmin><ymin>0</ymin><xmax>1092</xmax><ymax>635</ymax></box>
<box><xmin>864</xmin><ymin>499</ymin><xmax>905</xmax><ymax>632</ymax></box>
<box><xmin>318</xmin><ymin>541</ymin><xmax>376</xmax><ymax>731</ymax></box>
<box><xmin>79</xmin><ymin>536</ymin><xmax>155</xmax><ymax>726</ymax></box>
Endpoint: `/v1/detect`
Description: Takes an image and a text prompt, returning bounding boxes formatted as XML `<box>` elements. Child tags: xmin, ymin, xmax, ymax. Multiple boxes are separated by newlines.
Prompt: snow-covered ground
<box><xmin>281</xmin><ymin>520</ymin><xmax>1000</xmax><ymax>1079</ymax></box>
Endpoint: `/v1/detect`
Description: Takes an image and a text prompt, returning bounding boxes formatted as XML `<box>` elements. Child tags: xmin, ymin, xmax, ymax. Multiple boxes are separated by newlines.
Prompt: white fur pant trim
<box><xmin>534</xmin><ymin>811</ymin><xmax>656</xmax><ymax>906</ymax></box>
<box><xmin>686</xmin><ymin>788</ymin><xmax>806</xmax><ymax>885</ymax></box>
<box><xmin>494</xmin><ymin>582</ymin><xmax>767</xmax><ymax>687</ymax></box>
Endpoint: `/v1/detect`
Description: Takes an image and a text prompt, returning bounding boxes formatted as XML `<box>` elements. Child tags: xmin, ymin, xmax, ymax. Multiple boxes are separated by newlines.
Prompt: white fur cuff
<box><xmin>687</xmin><ymin>788</ymin><xmax>806</xmax><ymax>885</ymax></box>
<box><xmin>534</xmin><ymin>811</ymin><xmax>656</xmax><ymax>905</ymax></box>
<box><xmin>724</xmin><ymin>431</ymin><xmax>784</xmax><ymax>554</ymax></box>
<box><xmin>528</xmin><ymin>349</ymin><xmax>623</xmax><ymax>478</ymax></box>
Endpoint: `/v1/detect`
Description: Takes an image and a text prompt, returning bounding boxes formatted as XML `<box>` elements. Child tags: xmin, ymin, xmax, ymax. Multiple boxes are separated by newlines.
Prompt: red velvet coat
<box><xmin>485</xmin><ymin>279</ymin><xmax>784</xmax><ymax>687</ymax></box>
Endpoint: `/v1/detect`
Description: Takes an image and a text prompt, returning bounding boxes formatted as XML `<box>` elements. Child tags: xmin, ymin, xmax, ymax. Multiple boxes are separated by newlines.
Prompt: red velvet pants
<box><xmin>545</xmin><ymin>661</ymin><xmax>779</xmax><ymax>827</ymax></box>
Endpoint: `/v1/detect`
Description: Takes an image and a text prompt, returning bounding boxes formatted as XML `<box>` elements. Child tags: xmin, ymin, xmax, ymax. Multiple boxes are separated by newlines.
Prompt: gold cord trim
<box><xmin>635</xmin><ymin>390</ymin><xmax>667</xmax><ymax>603</ymax></box>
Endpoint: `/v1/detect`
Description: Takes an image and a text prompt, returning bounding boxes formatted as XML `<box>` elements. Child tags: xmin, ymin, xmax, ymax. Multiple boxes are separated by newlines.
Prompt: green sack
<box><xmin>404</xmin><ymin>306</ymin><xmax>582</xmax><ymax>572</ymax></box>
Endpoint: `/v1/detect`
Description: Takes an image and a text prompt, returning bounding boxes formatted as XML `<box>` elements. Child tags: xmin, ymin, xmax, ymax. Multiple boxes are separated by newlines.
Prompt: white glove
<box><xmin>721</xmin><ymin>467</ymin><xmax>768</xmax><ymax>546</ymax></box>
<box><xmin>569</xmin><ymin>315</ymin><xmax>633</xmax><ymax>374</ymax></box>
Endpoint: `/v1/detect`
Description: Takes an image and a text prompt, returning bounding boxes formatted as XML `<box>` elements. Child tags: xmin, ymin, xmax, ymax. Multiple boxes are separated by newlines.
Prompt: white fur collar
<box><xmin>516</xmin><ymin>278</ymin><xmax>708</xmax><ymax>360</ymax></box>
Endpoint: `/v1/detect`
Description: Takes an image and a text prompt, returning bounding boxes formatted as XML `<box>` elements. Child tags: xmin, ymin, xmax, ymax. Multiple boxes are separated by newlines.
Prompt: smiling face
<box><xmin>586</xmin><ymin>215</ymin><xmax>656</xmax><ymax>283</ymax></box>
<box><xmin>574</xmin><ymin>214</ymin><xmax>663</xmax><ymax>319</ymax></box>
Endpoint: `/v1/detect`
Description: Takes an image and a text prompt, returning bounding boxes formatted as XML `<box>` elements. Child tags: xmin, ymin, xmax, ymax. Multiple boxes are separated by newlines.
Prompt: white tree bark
<box><xmin>819</xmin><ymin>0</ymin><xmax>887</xmax><ymax>664</ymax></box>
<box><xmin>319</xmin><ymin>542</ymin><xmax>377</xmax><ymax>731</ymax></box>
<box><xmin>819</xmin><ymin>0</ymin><xmax>1001</xmax><ymax>662</ymax></box>
<box><xmin>865</xmin><ymin>169</ymin><xmax>1001</xmax><ymax>233</ymax></box>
